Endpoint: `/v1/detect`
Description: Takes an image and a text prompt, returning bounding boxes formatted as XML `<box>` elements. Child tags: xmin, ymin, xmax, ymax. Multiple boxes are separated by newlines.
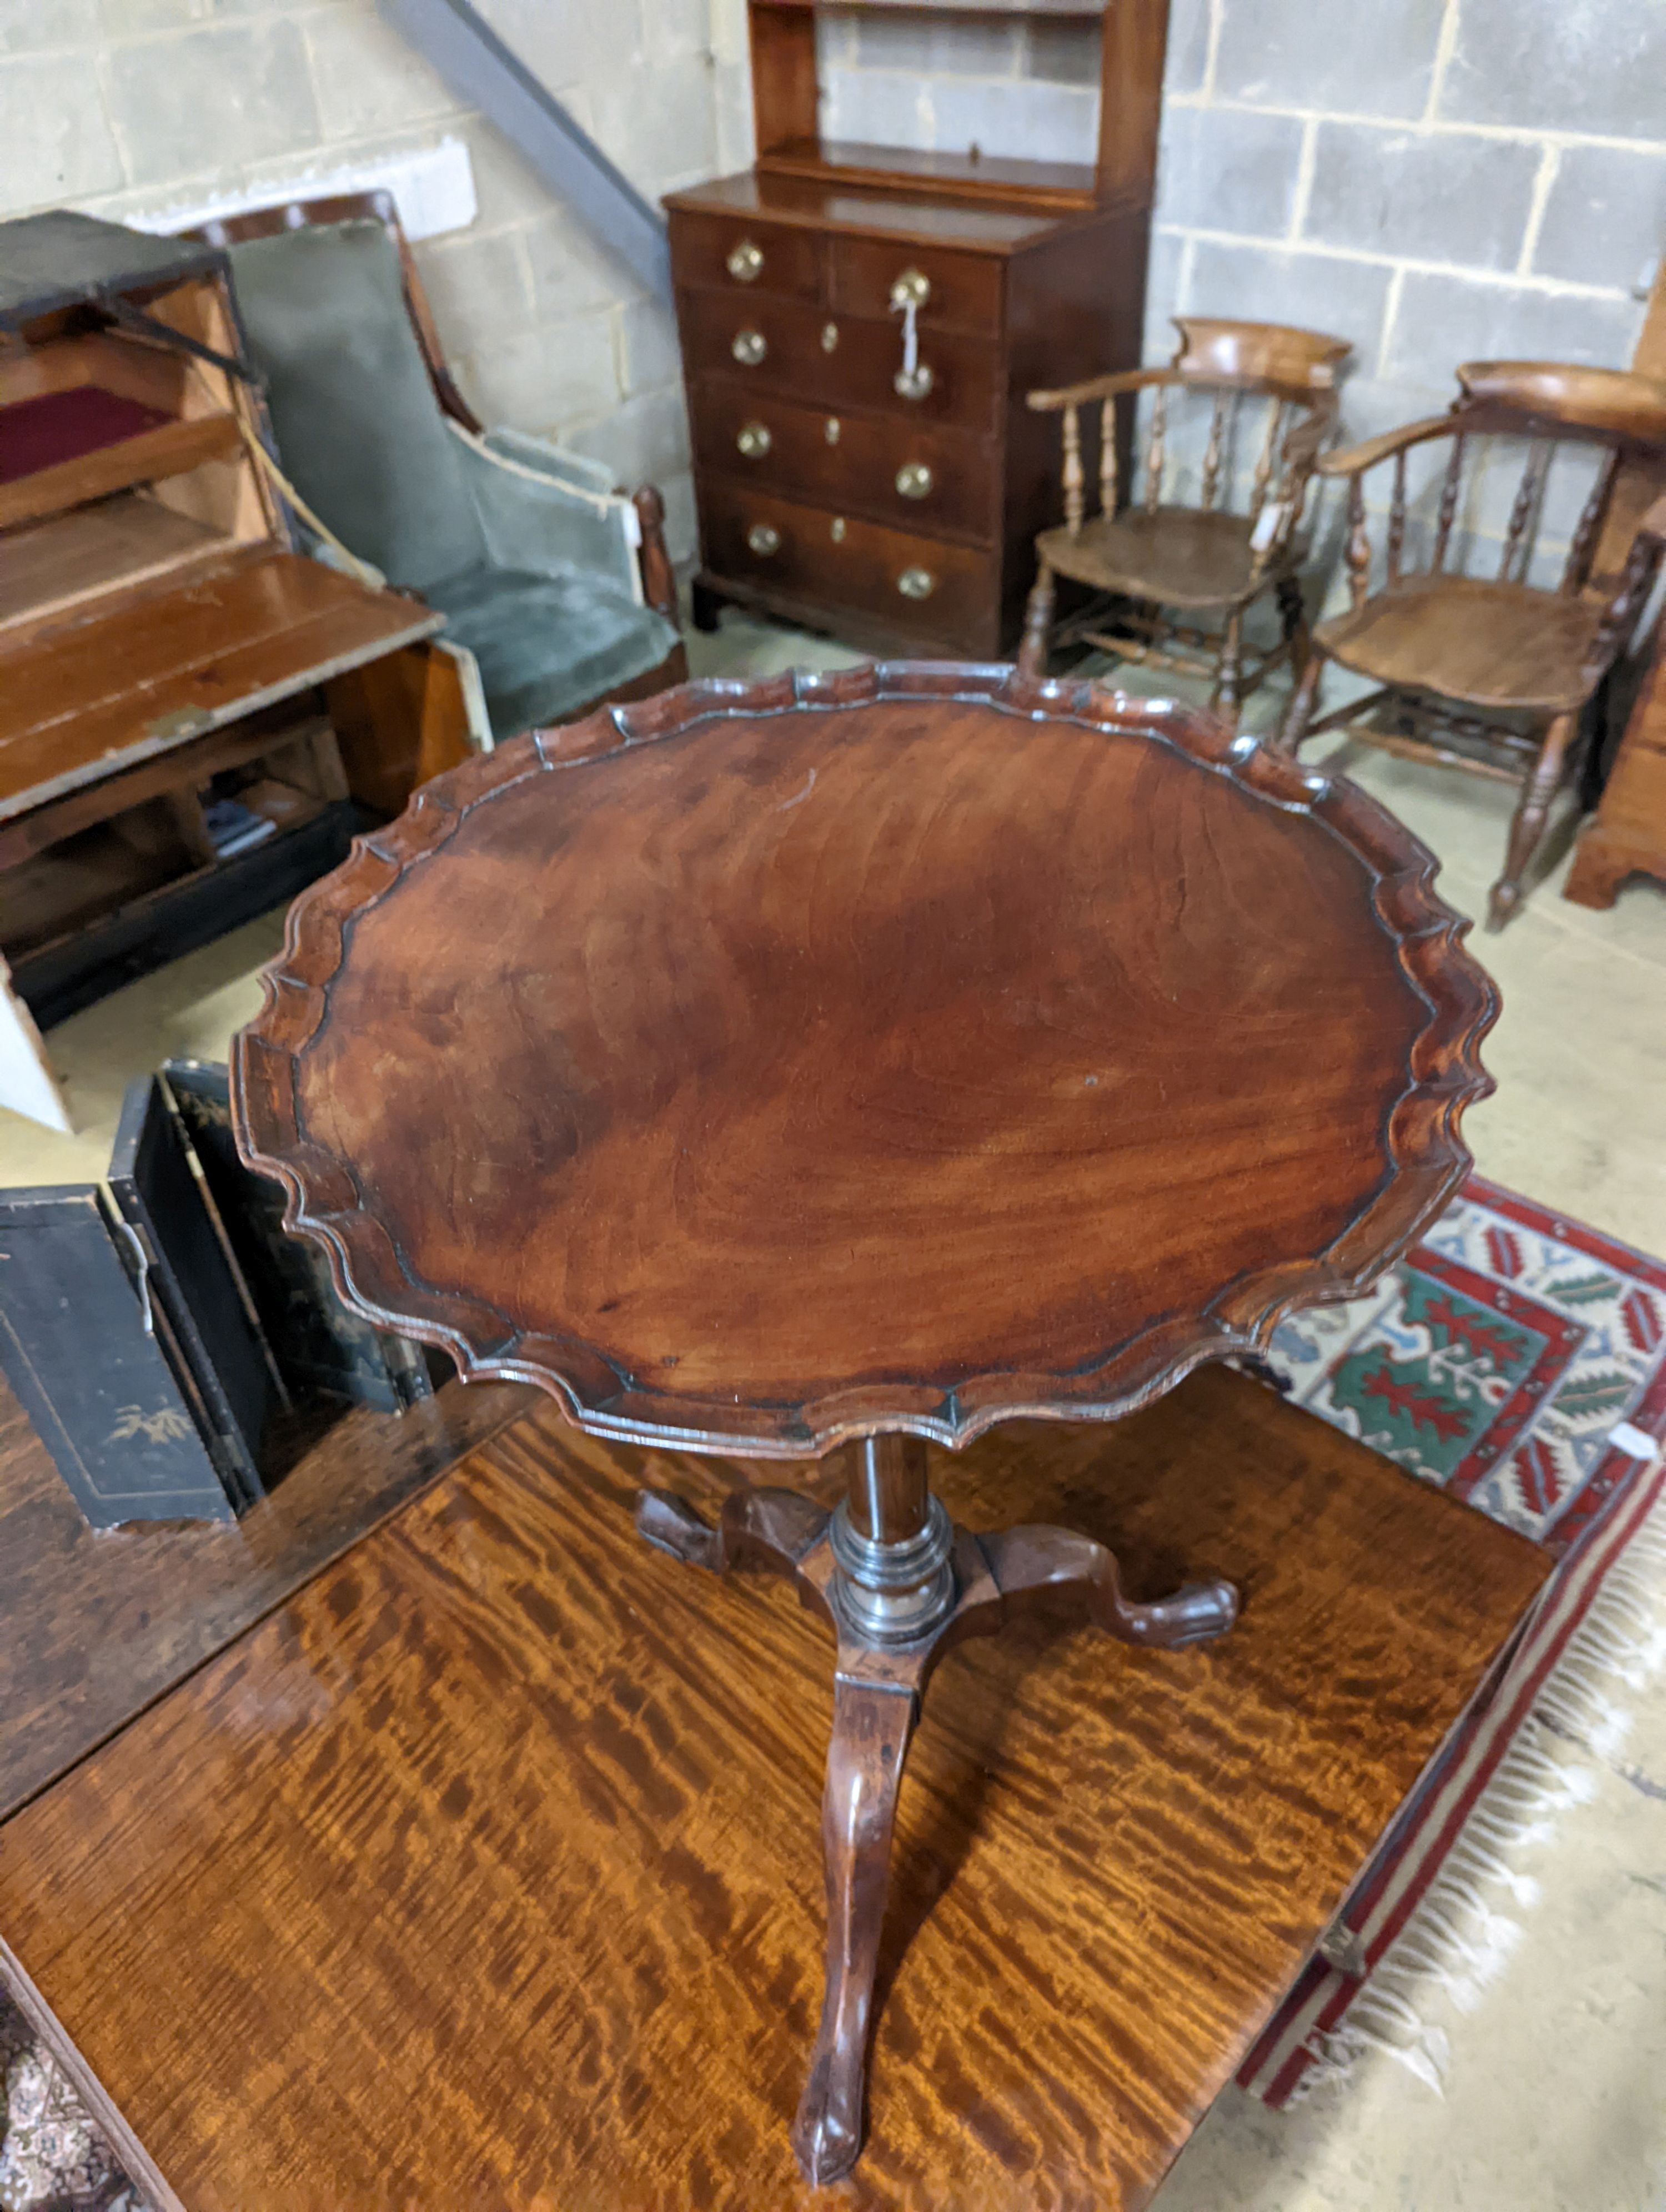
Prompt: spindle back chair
<box><xmin>1017</xmin><ymin>318</ymin><xmax>1351</xmax><ymax>717</ymax></box>
<box><xmin>1275</xmin><ymin>360</ymin><xmax>1666</xmax><ymax>929</ymax></box>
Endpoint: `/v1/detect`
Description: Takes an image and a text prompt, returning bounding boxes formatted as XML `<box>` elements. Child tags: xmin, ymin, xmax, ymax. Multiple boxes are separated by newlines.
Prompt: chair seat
<box><xmin>1314</xmin><ymin>575</ymin><xmax>1607</xmax><ymax>714</ymax></box>
<box><xmin>1037</xmin><ymin>507</ymin><xmax>1282</xmax><ymax>611</ymax></box>
<box><xmin>427</xmin><ymin>566</ymin><xmax>679</xmax><ymax>740</ymax></box>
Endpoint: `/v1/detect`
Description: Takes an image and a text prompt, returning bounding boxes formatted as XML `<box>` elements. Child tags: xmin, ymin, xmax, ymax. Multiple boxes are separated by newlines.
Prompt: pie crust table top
<box><xmin>232</xmin><ymin>662</ymin><xmax>1496</xmax><ymax>1457</ymax></box>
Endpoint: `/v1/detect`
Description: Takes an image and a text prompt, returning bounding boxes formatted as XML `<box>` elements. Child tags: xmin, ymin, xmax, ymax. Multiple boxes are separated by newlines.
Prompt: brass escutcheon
<box><xmin>736</xmin><ymin>421</ymin><xmax>772</xmax><ymax>458</ymax></box>
<box><xmin>830</xmin><ymin>517</ymin><xmax>847</xmax><ymax>543</ymax></box>
<box><xmin>747</xmin><ymin>522</ymin><xmax>782</xmax><ymax>556</ymax></box>
<box><xmin>726</xmin><ymin>239</ymin><xmax>764</xmax><ymax>282</ymax></box>
<box><xmin>732</xmin><ymin>328</ymin><xmax>767</xmax><ymax>366</ymax></box>
<box><xmin>895</xmin><ymin>461</ymin><xmax>934</xmax><ymax>500</ymax></box>
<box><xmin>889</xmin><ymin>268</ymin><xmax>932</xmax><ymax>310</ymax></box>
<box><xmin>824</xmin><ymin>416</ymin><xmax>841</xmax><ymax>445</ymax></box>
<box><xmin>897</xmin><ymin>566</ymin><xmax>936</xmax><ymax>599</ymax></box>
<box><xmin>821</xmin><ymin>321</ymin><xmax>840</xmax><ymax>353</ymax></box>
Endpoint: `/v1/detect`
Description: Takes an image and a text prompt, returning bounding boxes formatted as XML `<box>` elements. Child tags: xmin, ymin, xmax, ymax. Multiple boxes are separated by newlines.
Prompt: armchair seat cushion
<box><xmin>1037</xmin><ymin>507</ymin><xmax>1288</xmax><ymax>611</ymax></box>
<box><xmin>1313</xmin><ymin>574</ymin><xmax>1605</xmax><ymax>714</ymax></box>
<box><xmin>426</xmin><ymin>566</ymin><xmax>679</xmax><ymax>738</ymax></box>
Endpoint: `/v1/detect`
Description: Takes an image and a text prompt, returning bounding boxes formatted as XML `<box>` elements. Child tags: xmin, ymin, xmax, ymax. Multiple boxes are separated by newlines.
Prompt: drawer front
<box><xmin>698</xmin><ymin>477</ymin><xmax>995</xmax><ymax>651</ymax></box>
<box><xmin>668</xmin><ymin>209</ymin><xmax>823</xmax><ymax>303</ymax></box>
<box><xmin>828</xmin><ymin>236</ymin><xmax>1002</xmax><ymax>334</ymax></box>
<box><xmin>678</xmin><ymin>289</ymin><xmax>1002</xmax><ymax>432</ymax></box>
<box><xmin>690</xmin><ymin>381</ymin><xmax>998</xmax><ymax>544</ymax></box>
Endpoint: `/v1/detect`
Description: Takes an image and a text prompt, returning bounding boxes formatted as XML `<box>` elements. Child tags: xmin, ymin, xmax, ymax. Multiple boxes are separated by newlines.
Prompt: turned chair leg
<box><xmin>792</xmin><ymin>1677</ymin><xmax>919</xmax><ymax>2186</ymax></box>
<box><xmin>1017</xmin><ymin>561</ymin><xmax>1056</xmax><ymax>681</ymax></box>
<box><xmin>1212</xmin><ymin>609</ymin><xmax>1246</xmax><ymax>723</ymax></box>
<box><xmin>1274</xmin><ymin>647</ymin><xmax>1324</xmax><ymax>756</ymax></box>
<box><xmin>1489</xmin><ymin>708</ymin><xmax>1577</xmax><ymax>931</ymax></box>
<box><xmin>1274</xmin><ymin>575</ymin><xmax>1311</xmax><ymax>680</ymax></box>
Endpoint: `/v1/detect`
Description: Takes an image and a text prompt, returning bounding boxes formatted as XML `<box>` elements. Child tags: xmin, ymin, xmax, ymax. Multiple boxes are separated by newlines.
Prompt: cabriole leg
<box><xmin>791</xmin><ymin>1675</ymin><xmax>919</xmax><ymax>2185</ymax></box>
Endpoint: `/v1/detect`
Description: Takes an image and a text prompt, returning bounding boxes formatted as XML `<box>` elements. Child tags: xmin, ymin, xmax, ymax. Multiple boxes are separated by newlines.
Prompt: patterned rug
<box><xmin>3</xmin><ymin>1179</ymin><xmax>1663</xmax><ymax>2199</ymax></box>
<box><xmin>1240</xmin><ymin>1174</ymin><xmax>1666</xmax><ymax>2105</ymax></box>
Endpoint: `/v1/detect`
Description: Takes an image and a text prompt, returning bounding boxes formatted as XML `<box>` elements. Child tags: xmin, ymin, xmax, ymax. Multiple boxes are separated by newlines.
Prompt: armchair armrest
<box><xmin>482</xmin><ymin>427</ymin><xmax>618</xmax><ymax>496</ymax></box>
<box><xmin>1026</xmin><ymin>366</ymin><xmax>1172</xmax><ymax>413</ymax></box>
<box><xmin>446</xmin><ymin>421</ymin><xmax>644</xmax><ymax>603</ymax></box>
<box><xmin>1314</xmin><ymin>414</ymin><xmax>1460</xmax><ymax>479</ymax></box>
<box><xmin>1277</xmin><ymin>391</ymin><xmax>1338</xmax><ymax>473</ymax></box>
<box><xmin>1585</xmin><ymin>487</ymin><xmax>1666</xmax><ymax>680</ymax></box>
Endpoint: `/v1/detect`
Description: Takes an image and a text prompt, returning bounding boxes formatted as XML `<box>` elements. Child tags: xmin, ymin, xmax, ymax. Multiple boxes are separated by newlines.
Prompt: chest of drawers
<box><xmin>666</xmin><ymin>171</ymin><xmax>1149</xmax><ymax>658</ymax></box>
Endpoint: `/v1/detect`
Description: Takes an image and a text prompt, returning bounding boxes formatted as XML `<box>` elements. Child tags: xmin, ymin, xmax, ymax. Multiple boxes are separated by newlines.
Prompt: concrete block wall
<box><xmin>0</xmin><ymin>0</ymin><xmax>716</xmax><ymax>557</ymax></box>
<box><xmin>4</xmin><ymin>0</ymin><xmax>1664</xmax><ymax>591</ymax></box>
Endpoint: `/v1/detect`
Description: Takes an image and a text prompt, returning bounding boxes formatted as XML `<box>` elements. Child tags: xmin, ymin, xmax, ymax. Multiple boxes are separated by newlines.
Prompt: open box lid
<box><xmin>0</xmin><ymin>210</ymin><xmax>229</xmax><ymax>330</ymax></box>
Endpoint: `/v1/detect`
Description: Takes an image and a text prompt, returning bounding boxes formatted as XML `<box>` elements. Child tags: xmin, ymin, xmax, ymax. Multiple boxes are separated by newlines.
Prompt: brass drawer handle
<box><xmin>747</xmin><ymin>522</ymin><xmax>782</xmax><ymax>556</ymax></box>
<box><xmin>824</xmin><ymin>416</ymin><xmax>841</xmax><ymax>445</ymax></box>
<box><xmin>821</xmin><ymin>321</ymin><xmax>840</xmax><ymax>353</ymax></box>
<box><xmin>895</xmin><ymin>462</ymin><xmax>934</xmax><ymax>500</ymax></box>
<box><xmin>894</xmin><ymin>363</ymin><xmax>934</xmax><ymax>402</ymax></box>
<box><xmin>732</xmin><ymin>328</ymin><xmax>767</xmax><ymax>366</ymax></box>
<box><xmin>736</xmin><ymin>421</ymin><xmax>772</xmax><ymax>459</ymax></box>
<box><xmin>726</xmin><ymin>239</ymin><xmax>764</xmax><ymax>283</ymax></box>
<box><xmin>830</xmin><ymin>517</ymin><xmax>846</xmax><ymax>544</ymax></box>
<box><xmin>890</xmin><ymin>268</ymin><xmax>931</xmax><ymax>310</ymax></box>
<box><xmin>897</xmin><ymin>566</ymin><xmax>936</xmax><ymax>600</ymax></box>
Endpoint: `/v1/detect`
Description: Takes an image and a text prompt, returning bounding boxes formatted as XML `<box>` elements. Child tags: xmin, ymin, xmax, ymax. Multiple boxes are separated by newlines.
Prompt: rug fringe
<box><xmin>1289</xmin><ymin>1477</ymin><xmax>1666</xmax><ymax>2101</ymax></box>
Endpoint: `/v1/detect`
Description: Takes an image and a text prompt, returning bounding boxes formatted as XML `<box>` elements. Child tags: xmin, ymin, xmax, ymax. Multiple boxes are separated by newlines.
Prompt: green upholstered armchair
<box><xmin>189</xmin><ymin>193</ymin><xmax>684</xmax><ymax>745</ymax></box>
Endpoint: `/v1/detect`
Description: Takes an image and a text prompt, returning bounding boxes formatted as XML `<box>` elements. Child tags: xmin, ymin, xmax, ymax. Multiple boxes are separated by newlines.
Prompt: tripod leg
<box><xmin>791</xmin><ymin>1675</ymin><xmax>919</xmax><ymax>2186</ymax></box>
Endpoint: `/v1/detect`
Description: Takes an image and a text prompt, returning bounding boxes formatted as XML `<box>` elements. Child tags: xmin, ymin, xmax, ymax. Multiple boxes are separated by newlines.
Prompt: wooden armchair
<box><xmin>1276</xmin><ymin>361</ymin><xmax>1666</xmax><ymax>929</ymax></box>
<box><xmin>1017</xmin><ymin>318</ymin><xmax>1351</xmax><ymax>715</ymax></box>
<box><xmin>187</xmin><ymin>192</ymin><xmax>685</xmax><ymax>743</ymax></box>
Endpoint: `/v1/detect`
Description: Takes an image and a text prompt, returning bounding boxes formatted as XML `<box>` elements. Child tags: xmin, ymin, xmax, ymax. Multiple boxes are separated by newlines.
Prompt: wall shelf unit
<box><xmin>666</xmin><ymin>0</ymin><xmax>1168</xmax><ymax>655</ymax></box>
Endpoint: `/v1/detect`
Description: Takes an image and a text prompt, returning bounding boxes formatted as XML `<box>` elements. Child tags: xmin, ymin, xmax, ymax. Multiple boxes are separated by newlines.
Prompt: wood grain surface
<box><xmin>0</xmin><ymin>547</ymin><xmax>440</xmax><ymax>817</ymax></box>
<box><xmin>234</xmin><ymin>664</ymin><xmax>1496</xmax><ymax>1456</ymax></box>
<box><xmin>0</xmin><ymin>1368</ymin><xmax>1548</xmax><ymax>2212</ymax></box>
<box><xmin>0</xmin><ymin>1368</ymin><xmax>531</xmax><ymax>1821</ymax></box>
<box><xmin>665</xmin><ymin>173</ymin><xmax>1068</xmax><ymax>253</ymax></box>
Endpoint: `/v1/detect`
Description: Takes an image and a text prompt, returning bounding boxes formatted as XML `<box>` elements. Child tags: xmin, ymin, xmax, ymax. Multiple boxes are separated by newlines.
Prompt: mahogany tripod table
<box><xmin>233</xmin><ymin>662</ymin><xmax>1497</xmax><ymax>2185</ymax></box>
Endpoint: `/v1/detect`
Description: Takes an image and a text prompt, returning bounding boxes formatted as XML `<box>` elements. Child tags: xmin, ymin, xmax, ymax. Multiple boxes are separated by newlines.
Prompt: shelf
<box><xmin>0</xmin><ymin>547</ymin><xmax>443</xmax><ymax>823</ymax></box>
<box><xmin>758</xmin><ymin>0</ymin><xmax>1104</xmax><ymax>14</ymax></box>
<box><xmin>756</xmin><ymin>135</ymin><xmax>1100</xmax><ymax>210</ymax></box>
<box><xmin>0</xmin><ymin>409</ymin><xmax>243</xmax><ymax>532</ymax></box>
<box><xmin>0</xmin><ymin>494</ymin><xmax>234</xmax><ymax>639</ymax></box>
<box><xmin>7</xmin><ymin>801</ymin><xmax>358</xmax><ymax>1029</ymax></box>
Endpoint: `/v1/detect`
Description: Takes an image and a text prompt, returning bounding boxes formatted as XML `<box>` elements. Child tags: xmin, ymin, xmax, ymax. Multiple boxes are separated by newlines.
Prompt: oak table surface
<box><xmin>0</xmin><ymin>1373</ymin><xmax>1549</xmax><ymax>2212</ymax></box>
<box><xmin>0</xmin><ymin>1367</ymin><xmax>534</xmax><ymax>1823</ymax></box>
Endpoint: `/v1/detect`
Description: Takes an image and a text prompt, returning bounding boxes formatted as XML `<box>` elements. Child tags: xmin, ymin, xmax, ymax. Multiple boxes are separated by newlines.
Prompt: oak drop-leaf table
<box><xmin>233</xmin><ymin>662</ymin><xmax>1497</xmax><ymax>2184</ymax></box>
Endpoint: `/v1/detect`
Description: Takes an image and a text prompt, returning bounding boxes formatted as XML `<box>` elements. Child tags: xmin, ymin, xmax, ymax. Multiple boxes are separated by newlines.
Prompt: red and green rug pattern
<box><xmin>1240</xmin><ymin>1173</ymin><xmax>1666</xmax><ymax>2108</ymax></box>
<box><xmin>1264</xmin><ymin>1175</ymin><xmax>1666</xmax><ymax>1554</ymax></box>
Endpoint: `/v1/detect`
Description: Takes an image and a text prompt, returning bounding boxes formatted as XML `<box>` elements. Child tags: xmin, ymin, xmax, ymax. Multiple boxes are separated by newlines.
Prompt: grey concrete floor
<box><xmin>1</xmin><ymin>611</ymin><xmax>1662</xmax><ymax>2211</ymax></box>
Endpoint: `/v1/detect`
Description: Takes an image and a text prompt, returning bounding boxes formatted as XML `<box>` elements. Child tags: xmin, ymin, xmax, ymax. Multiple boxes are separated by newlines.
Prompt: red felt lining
<box><xmin>0</xmin><ymin>385</ymin><xmax>175</xmax><ymax>484</ymax></box>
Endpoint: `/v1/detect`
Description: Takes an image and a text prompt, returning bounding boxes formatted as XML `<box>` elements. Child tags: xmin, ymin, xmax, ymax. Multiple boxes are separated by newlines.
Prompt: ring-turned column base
<box><xmin>633</xmin><ymin>1441</ymin><xmax>1238</xmax><ymax>2186</ymax></box>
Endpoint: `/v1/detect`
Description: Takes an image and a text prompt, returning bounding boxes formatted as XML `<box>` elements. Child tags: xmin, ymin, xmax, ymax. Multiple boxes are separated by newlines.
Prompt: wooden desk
<box><xmin>0</xmin><ymin>1370</ymin><xmax>1548</xmax><ymax>2211</ymax></box>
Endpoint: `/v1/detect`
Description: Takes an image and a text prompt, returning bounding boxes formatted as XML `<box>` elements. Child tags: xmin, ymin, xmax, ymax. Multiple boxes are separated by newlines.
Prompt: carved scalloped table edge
<box><xmin>230</xmin><ymin>659</ymin><xmax>1499</xmax><ymax>1460</ymax></box>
